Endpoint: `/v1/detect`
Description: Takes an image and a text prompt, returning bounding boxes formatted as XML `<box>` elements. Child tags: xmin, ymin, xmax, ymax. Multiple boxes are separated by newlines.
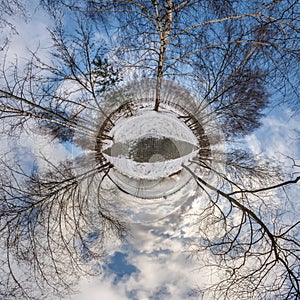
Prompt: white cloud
<box><xmin>0</xmin><ymin>4</ymin><xmax>299</xmax><ymax>300</ymax></box>
<box><xmin>71</xmin><ymin>278</ymin><xmax>127</xmax><ymax>300</ymax></box>
<box><xmin>246</xmin><ymin>109</ymin><xmax>300</xmax><ymax>160</ymax></box>
<box><xmin>245</xmin><ymin>134</ymin><xmax>262</xmax><ymax>156</ymax></box>
<box><xmin>72</xmin><ymin>222</ymin><xmax>218</xmax><ymax>300</ymax></box>
<box><xmin>2</xmin><ymin>0</ymin><xmax>53</xmax><ymax>64</ymax></box>
<box><xmin>0</xmin><ymin>121</ymin><xmax>70</xmax><ymax>175</ymax></box>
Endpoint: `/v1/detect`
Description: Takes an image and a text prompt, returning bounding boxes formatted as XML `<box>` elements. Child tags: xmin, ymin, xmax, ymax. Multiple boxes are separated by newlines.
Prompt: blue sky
<box><xmin>1</xmin><ymin>2</ymin><xmax>299</xmax><ymax>300</ymax></box>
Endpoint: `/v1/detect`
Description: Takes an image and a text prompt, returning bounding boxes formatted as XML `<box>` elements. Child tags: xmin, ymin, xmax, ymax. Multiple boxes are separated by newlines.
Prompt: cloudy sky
<box><xmin>1</xmin><ymin>2</ymin><xmax>299</xmax><ymax>300</ymax></box>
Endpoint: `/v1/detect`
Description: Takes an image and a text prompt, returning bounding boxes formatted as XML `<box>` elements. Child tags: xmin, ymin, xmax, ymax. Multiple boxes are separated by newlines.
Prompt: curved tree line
<box><xmin>0</xmin><ymin>0</ymin><xmax>299</xmax><ymax>299</ymax></box>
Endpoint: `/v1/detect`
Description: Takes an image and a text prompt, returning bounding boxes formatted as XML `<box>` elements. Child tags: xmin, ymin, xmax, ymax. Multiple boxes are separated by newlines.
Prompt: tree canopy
<box><xmin>0</xmin><ymin>1</ymin><xmax>299</xmax><ymax>299</ymax></box>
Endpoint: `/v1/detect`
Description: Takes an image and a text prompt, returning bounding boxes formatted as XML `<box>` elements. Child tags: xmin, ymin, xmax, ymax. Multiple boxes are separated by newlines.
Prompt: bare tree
<box><xmin>1</xmin><ymin>1</ymin><xmax>299</xmax><ymax>299</ymax></box>
<box><xmin>58</xmin><ymin>1</ymin><xmax>300</xmax><ymax>298</ymax></box>
<box><xmin>0</xmin><ymin>13</ymin><xmax>125</xmax><ymax>299</ymax></box>
<box><xmin>0</xmin><ymin>157</ymin><xmax>126</xmax><ymax>299</ymax></box>
<box><xmin>186</xmin><ymin>152</ymin><xmax>300</xmax><ymax>299</ymax></box>
<box><xmin>50</xmin><ymin>0</ymin><xmax>299</xmax><ymax>124</ymax></box>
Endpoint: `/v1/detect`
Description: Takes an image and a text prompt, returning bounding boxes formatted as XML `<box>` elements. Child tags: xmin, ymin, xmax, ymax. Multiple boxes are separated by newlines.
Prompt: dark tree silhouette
<box><xmin>0</xmin><ymin>1</ymin><xmax>299</xmax><ymax>299</ymax></box>
<box><xmin>59</xmin><ymin>0</ymin><xmax>300</xmax><ymax>128</ymax></box>
<box><xmin>185</xmin><ymin>154</ymin><xmax>300</xmax><ymax>299</ymax></box>
<box><xmin>0</xmin><ymin>13</ymin><xmax>125</xmax><ymax>299</ymax></box>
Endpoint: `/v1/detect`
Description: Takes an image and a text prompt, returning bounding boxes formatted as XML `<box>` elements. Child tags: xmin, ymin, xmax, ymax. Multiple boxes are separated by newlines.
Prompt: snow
<box><xmin>109</xmin><ymin>110</ymin><xmax>198</xmax><ymax>145</ymax></box>
<box><xmin>103</xmin><ymin>110</ymin><xmax>199</xmax><ymax>180</ymax></box>
<box><xmin>98</xmin><ymin>108</ymin><xmax>200</xmax><ymax>203</ymax></box>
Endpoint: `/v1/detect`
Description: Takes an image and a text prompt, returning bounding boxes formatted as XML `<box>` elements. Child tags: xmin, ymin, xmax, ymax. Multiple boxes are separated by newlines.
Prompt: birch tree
<box><xmin>0</xmin><ymin>14</ymin><xmax>124</xmax><ymax>299</ymax></box>
<box><xmin>55</xmin><ymin>0</ymin><xmax>300</xmax><ymax>128</ymax></box>
<box><xmin>1</xmin><ymin>1</ymin><xmax>299</xmax><ymax>299</ymax></box>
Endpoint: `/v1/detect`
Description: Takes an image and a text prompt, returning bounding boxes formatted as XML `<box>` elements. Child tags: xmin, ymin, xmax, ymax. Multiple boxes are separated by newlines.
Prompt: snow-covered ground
<box><xmin>104</xmin><ymin>110</ymin><xmax>199</xmax><ymax>180</ymax></box>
